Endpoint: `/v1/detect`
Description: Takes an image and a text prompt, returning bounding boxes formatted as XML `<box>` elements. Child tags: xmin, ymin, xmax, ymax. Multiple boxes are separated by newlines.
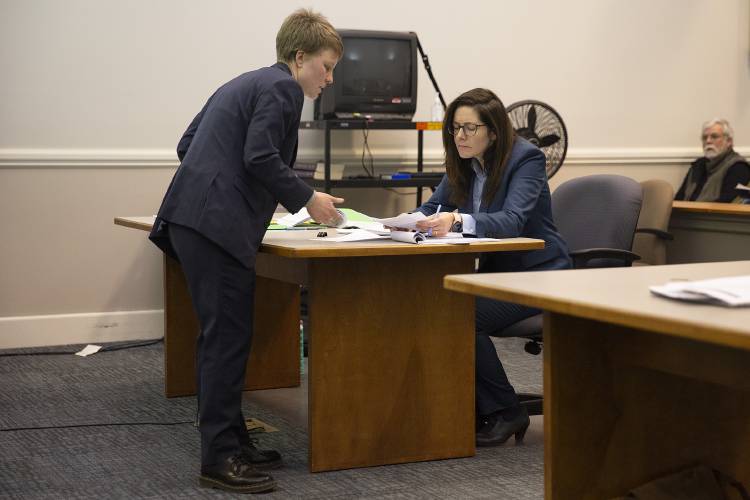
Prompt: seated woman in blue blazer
<box><xmin>414</xmin><ymin>88</ymin><xmax>571</xmax><ymax>446</ymax></box>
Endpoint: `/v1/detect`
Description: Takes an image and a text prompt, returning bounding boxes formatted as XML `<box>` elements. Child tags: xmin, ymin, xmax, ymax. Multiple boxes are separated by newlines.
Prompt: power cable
<box><xmin>0</xmin><ymin>338</ymin><xmax>164</xmax><ymax>357</ymax></box>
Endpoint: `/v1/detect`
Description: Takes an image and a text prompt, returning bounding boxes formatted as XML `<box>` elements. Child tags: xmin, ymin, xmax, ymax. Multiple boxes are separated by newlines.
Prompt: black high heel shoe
<box><xmin>476</xmin><ymin>406</ymin><xmax>530</xmax><ymax>447</ymax></box>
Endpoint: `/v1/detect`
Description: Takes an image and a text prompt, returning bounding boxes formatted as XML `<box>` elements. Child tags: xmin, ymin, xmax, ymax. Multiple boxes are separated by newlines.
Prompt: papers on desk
<box><xmin>372</xmin><ymin>212</ymin><xmax>427</xmax><ymax>230</ymax></box>
<box><xmin>390</xmin><ymin>230</ymin><xmax>469</xmax><ymax>244</ymax></box>
<box><xmin>343</xmin><ymin>220</ymin><xmax>389</xmax><ymax>234</ymax></box>
<box><xmin>275</xmin><ymin>207</ymin><xmax>348</xmax><ymax>228</ymax></box>
<box><xmin>314</xmin><ymin>229</ymin><xmax>505</xmax><ymax>245</ymax></box>
<box><xmin>314</xmin><ymin>229</ymin><xmax>458</xmax><ymax>243</ymax></box>
<box><xmin>272</xmin><ymin>208</ymin><xmax>386</xmax><ymax>231</ymax></box>
<box><xmin>735</xmin><ymin>183</ymin><xmax>750</xmax><ymax>201</ymax></box>
<box><xmin>316</xmin><ymin>229</ymin><xmax>389</xmax><ymax>242</ymax></box>
<box><xmin>298</xmin><ymin>209</ymin><xmax>507</xmax><ymax>245</ymax></box>
<box><xmin>650</xmin><ymin>275</ymin><xmax>750</xmax><ymax>307</ymax></box>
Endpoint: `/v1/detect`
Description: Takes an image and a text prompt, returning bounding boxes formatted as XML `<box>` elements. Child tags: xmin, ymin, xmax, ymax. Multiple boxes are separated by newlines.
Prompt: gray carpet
<box><xmin>0</xmin><ymin>338</ymin><xmax>543</xmax><ymax>499</ymax></box>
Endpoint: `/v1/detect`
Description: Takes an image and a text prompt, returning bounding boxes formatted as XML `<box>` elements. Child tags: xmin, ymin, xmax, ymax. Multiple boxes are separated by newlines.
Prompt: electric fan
<box><xmin>506</xmin><ymin>100</ymin><xmax>568</xmax><ymax>179</ymax></box>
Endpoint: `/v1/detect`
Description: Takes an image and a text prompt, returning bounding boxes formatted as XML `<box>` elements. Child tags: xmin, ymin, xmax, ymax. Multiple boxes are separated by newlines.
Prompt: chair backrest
<box><xmin>552</xmin><ymin>174</ymin><xmax>643</xmax><ymax>268</ymax></box>
<box><xmin>632</xmin><ymin>179</ymin><xmax>674</xmax><ymax>265</ymax></box>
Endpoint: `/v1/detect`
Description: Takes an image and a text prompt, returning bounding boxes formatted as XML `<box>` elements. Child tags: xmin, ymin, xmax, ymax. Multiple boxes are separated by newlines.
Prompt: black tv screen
<box><xmin>315</xmin><ymin>30</ymin><xmax>418</xmax><ymax>120</ymax></box>
<box><xmin>341</xmin><ymin>38</ymin><xmax>412</xmax><ymax>98</ymax></box>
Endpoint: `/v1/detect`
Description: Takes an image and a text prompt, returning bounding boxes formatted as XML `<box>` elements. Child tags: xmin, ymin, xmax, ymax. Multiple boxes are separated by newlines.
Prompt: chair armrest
<box><xmin>635</xmin><ymin>227</ymin><xmax>674</xmax><ymax>240</ymax></box>
<box><xmin>569</xmin><ymin>248</ymin><xmax>641</xmax><ymax>268</ymax></box>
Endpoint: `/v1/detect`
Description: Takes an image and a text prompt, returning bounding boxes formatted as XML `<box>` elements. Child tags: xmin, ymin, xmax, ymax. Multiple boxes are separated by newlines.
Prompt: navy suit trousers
<box><xmin>475</xmin><ymin>298</ymin><xmax>540</xmax><ymax>417</ymax></box>
<box><xmin>168</xmin><ymin>223</ymin><xmax>256</xmax><ymax>467</ymax></box>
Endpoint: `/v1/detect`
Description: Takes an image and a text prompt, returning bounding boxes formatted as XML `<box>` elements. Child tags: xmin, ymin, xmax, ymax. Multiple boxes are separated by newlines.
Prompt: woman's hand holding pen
<box><xmin>415</xmin><ymin>212</ymin><xmax>454</xmax><ymax>237</ymax></box>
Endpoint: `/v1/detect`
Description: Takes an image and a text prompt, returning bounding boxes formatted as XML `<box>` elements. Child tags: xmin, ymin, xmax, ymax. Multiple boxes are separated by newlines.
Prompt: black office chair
<box><xmin>492</xmin><ymin>174</ymin><xmax>643</xmax><ymax>415</ymax></box>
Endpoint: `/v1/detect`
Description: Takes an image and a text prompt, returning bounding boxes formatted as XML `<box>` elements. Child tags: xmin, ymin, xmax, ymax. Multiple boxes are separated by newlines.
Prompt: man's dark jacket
<box><xmin>150</xmin><ymin>63</ymin><xmax>313</xmax><ymax>267</ymax></box>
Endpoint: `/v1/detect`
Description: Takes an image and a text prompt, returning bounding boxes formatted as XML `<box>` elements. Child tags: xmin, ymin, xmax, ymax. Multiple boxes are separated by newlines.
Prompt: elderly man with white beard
<box><xmin>675</xmin><ymin>118</ymin><xmax>750</xmax><ymax>202</ymax></box>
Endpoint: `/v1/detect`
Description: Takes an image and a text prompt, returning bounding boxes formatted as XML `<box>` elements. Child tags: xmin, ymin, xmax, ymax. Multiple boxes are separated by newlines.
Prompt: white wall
<box><xmin>1</xmin><ymin>0</ymin><xmax>749</xmax><ymax>347</ymax></box>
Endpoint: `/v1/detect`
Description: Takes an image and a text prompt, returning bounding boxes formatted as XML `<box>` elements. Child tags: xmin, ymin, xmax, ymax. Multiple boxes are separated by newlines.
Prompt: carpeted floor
<box><xmin>0</xmin><ymin>338</ymin><xmax>543</xmax><ymax>499</ymax></box>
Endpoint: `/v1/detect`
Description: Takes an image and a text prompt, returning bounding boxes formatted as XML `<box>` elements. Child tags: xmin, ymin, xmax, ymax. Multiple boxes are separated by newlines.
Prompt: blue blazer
<box><xmin>150</xmin><ymin>63</ymin><xmax>314</xmax><ymax>268</ymax></box>
<box><xmin>418</xmin><ymin>138</ymin><xmax>571</xmax><ymax>273</ymax></box>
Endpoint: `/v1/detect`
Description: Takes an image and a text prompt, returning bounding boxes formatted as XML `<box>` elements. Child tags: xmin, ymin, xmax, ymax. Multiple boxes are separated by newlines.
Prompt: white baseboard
<box><xmin>0</xmin><ymin>310</ymin><xmax>164</xmax><ymax>349</ymax></box>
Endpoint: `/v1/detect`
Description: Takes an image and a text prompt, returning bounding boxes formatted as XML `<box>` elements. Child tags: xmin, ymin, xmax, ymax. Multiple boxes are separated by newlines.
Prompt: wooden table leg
<box><xmin>162</xmin><ymin>255</ymin><xmax>300</xmax><ymax>397</ymax></box>
<box><xmin>544</xmin><ymin>313</ymin><xmax>750</xmax><ymax>499</ymax></box>
<box><xmin>306</xmin><ymin>253</ymin><xmax>476</xmax><ymax>472</ymax></box>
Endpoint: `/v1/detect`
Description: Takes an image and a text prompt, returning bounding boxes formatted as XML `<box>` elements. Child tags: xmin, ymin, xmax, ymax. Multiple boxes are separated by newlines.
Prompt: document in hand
<box><xmin>373</xmin><ymin>212</ymin><xmax>428</xmax><ymax>231</ymax></box>
<box><xmin>649</xmin><ymin>275</ymin><xmax>750</xmax><ymax>307</ymax></box>
<box><xmin>275</xmin><ymin>207</ymin><xmax>347</xmax><ymax>228</ymax></box>
<box><xmin>274</xmin><ymin>208</ymin><xmax>383</xmax><ymax>231</ymax></box>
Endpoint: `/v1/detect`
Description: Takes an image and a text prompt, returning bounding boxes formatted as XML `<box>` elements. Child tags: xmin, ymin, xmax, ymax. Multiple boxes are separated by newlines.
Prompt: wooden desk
<box><xmin>668</xmin><ymin>201</ymin><xmax>750</xmax><ymax>264</ymax></box>
<box><xmin>115</xmin><ymin>216</ymin><xmax>543</xmax><ymax>472</ymax></box>
<box><xmin>672</xmin><ymin>200</ymin><xmax>750</xmax><ymax>216</ymax></box>
<box><xmin>444</xmin><ymin>261</ymin><xmax>750</xmax><ymax>499</ymax></box>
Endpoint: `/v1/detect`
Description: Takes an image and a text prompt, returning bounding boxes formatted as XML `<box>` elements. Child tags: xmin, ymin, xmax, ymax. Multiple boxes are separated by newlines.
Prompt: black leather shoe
<box><xmin>199</xmin><ymin>455</ymin><xmax>276</xmax><ymax>493</ymax></box>
<box><xmin>240</xmin><ymin>439</ymin><xmax>283</xmax><ymax>470</ymax></box>
<box><xmin>476</xmin><ymin>407</ymin><xmax>530</xmax><ymax>447</ymax></box>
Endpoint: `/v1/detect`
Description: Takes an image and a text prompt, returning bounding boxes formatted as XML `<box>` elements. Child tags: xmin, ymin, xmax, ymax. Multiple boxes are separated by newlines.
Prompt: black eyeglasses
<box><xmin>448</xmin><ymin>123</ymin><xmax>486</xmax><ymax>136</ymax></box>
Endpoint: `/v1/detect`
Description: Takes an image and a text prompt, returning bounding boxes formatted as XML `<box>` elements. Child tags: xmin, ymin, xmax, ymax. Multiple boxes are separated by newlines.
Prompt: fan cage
<box><xmin>506</xmin><ymin>99</ymin><xmax>568</xmax><ymax>179</ymax></box>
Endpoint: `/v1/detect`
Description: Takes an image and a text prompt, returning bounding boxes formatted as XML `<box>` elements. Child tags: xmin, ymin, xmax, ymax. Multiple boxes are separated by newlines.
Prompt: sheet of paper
<box><xmin>276</xmin><ymin>208</ymin><xmax>311</xmax><ymax>227</ymax></box>
<box><xmin>313</xmin><ymin>229</ymin><xmax>389</xmax><ymax>243</ymax></box>
<box><xmin>388</xmin><ymin>230</ymin><xmax>464</xmax><ymax>244</ymax></box>
<box><xmin>343</xmin><ymin>220</ymin><xmax>389</xmax><ymax>235</ymax></box>
<box><xmin>389</xmin><ymin>230</ymin><xmax>424</xmax><ymax>244</ymax></box>
<box><xmin>462</xmin><ymin>237</ymin><xmax>509</xmax><ymax>242</ymax></box>
<box><xmin>417</xmin><ymin>237</ymin><xmax>471</xmax><ymax>245</ymax></box>
<box><xmin>408</xmin><ymin>233</ymin><xmax>496</xmax><ymax>244</ymax></box>
<box><xmin>389</xmin><ymin>231</ymin><xmax>505</xmax><ymax>244</ymax></box>
<box><xmin>276</xmin><ymin>207</ymin><xmax>351</xmax><ymax>228</ymax></box>
<box><xmin>75</xmin><ymin>344</ymin><xmax>102</xmax><ymax>357</ymax></box>
<box><xmin>373</xmin><ymin>212</ymin><xmax>428</xmax><ymax>230</ymax></box>
<box><xmin>650</xmin><ymin>275</ymin><xmax>750</xmax><ymax>307</ymax></box>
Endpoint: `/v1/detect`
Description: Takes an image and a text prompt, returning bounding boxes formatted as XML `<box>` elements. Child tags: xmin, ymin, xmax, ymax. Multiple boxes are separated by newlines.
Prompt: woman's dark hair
<box><xmin>442</xmin><ymin>88</ymin><xmax>516</xmax><ymax>207</ymax></box>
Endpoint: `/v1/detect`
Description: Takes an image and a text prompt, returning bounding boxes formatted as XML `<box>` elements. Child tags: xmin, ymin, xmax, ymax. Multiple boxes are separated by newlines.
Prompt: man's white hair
<box><xmin>701</xmin><ymin>118</ymin><xmax>734</xmax><ymax>141</ymax></box>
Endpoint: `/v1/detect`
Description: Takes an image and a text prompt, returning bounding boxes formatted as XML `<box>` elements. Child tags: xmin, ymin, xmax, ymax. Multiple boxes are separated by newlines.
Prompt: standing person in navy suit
<box><xmin>414</xmin><ymin>88</ymin><xmax>571</xmax><ymax>448</ymax></box>
<box><xmin>149</xmin><ymin>9</ymin><xmax>343</xmax><ymax>493</ymax></box>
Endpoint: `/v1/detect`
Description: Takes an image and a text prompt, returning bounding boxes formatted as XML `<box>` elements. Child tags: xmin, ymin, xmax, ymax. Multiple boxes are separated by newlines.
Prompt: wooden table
<box><xmin>115</xmin><ymin>216</ymin><xmax>543</xmax><ymax>472</ymax></box>
<box><xmin>672</xmin><ymin>200</ymin><xmax>750</xmax><ymax>216</ymax></box>
<box><xmin>668</xmin><ymin>201</ymin><xmax>750</xmax><ymax>264</ymax></box>
<box><xmin>444</xmin><ymin>261</ymin><xmax>750</xmax><ymax>499</ymax></box>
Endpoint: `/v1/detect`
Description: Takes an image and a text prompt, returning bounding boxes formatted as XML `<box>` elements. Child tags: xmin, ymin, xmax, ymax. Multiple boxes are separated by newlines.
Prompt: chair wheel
<box><xmin>524</xmin><ymin>340</ymin><xmax>542</xmax><ymax>355</ymax></box>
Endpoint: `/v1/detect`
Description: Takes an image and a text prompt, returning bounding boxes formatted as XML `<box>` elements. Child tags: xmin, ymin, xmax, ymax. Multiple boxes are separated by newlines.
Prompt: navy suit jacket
<box><xmin>418</xmin><ymin>138</ymin><xmax>571</xmax><ymax>273</ymax></box>
<box><xmin>150</xmin><ymin>63</ymin><xmax>314</xmax><ymax>268</ymax></box>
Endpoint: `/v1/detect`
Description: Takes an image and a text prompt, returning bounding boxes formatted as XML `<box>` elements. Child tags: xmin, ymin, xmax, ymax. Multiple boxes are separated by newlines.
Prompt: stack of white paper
<box><xmin>390</xmin><ymin>230</ymin><xmax>469</xmax><ymax>244</ymax></box>
<box><xmin>649</xmin><ymin>275</ymin><xmax>750</xmax><ymax>307</ymax></box>
<box><xmin>346</xmin><ymin>220</ymin><xmax>389</xmax><ymax>234</ymax></box>
<box><xmin>315</xmin><ymin>229</ymin><xmax>389</xmax><ymax>243</ymax></box>
<box><xmin>373</xmin><ymin>212</ymin><xmax>427</xmax><ymax>230</ymax></box>
<box><xmin>276</xmin><ymin>208</ymin><xmax>347</xmax><ymax>228</ymax></box>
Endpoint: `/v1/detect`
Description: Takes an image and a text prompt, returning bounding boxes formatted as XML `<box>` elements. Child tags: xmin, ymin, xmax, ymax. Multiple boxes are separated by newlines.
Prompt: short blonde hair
<box><xmin>276</xmin><ymin>9</ymin><xmax>343</xmax><ymax>63</ymax></box>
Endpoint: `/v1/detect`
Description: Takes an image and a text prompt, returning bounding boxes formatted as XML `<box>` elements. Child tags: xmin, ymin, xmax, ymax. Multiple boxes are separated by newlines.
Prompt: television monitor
<box><xmin>314</xmin><ymin>30</ymin><xmax>418</xmax><ymax>120</ymax></box>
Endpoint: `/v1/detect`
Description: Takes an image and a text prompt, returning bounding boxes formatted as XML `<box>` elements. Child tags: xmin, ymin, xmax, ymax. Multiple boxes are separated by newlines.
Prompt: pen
<box><xmin>428</xmin><ymin>204</ymin><xmax>442</xmax><ymax>237</ymax></box>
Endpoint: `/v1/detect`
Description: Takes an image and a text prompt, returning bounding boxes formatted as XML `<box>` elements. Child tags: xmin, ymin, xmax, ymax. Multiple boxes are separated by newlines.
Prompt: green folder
<box><xmin>267</xmin><ymin>208</ymin><xmax>373</xmax><ymax>230</ymax></box>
